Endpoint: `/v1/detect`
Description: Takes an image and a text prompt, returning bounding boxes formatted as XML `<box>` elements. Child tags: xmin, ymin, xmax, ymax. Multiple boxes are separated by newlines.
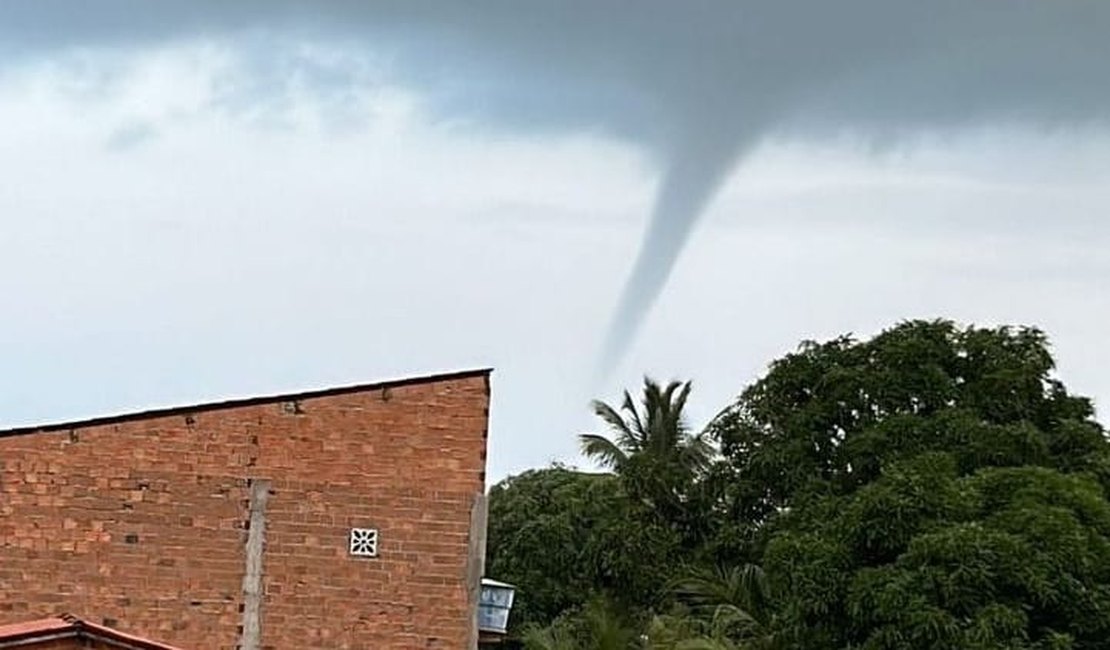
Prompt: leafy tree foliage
<box><xmin>713</xmin><ymin>320</ymin><xmax>1110</xmax><ymax>648</ymax></box>
<box><xmin>765</xmin><ymin>454</ymin><xmax>1110</xmax><ymax>648</ymax></box>
<box><xmin>522</xmin><ymin>599</ymin><xmax>643</xmax><ymax>650</ymax></box>
<box><xmin>488</xmin><ymin>320</ymin><xmax>1110</xmax><ymax>649</ymax></box>
<box><xmin>709</xmin><ymin>320</ymin><xmax>1107</xmax><ymax>525</ymax></box>
<box><xmin>486</xmin><ymin>466</ymin><xmax>681</xmax><ymax>630</ymax></box>
<box><xmin>648</xmin><ymin>564</ymin><xmax>778</xmax><ymax>650</ymax></box>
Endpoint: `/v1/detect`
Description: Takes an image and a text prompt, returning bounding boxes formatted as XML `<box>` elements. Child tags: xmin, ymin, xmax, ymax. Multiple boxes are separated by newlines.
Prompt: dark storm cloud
<box><xmin>5</xmin><ymin>1</ymin><xmax>1108</xmax><ymax>370</ymax></box>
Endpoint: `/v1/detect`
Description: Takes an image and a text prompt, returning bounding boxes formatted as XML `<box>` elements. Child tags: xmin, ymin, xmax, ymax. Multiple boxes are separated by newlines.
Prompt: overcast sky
<box><xmin>1</xmin><ymin>2</ymin><xmax>1108</xmax><ymax>480</ymax></box>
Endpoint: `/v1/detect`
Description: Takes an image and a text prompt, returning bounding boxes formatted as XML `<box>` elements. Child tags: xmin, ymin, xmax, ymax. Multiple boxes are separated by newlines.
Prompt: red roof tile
<box><xmin>0</xmin><ymin>615</ymin><xmax>185</xmax><ymax>649</ymax></box>
<box><xmin>0</xmin><ymin>617</ymin><xmax>72</xmax><ymax>639</ymax></box>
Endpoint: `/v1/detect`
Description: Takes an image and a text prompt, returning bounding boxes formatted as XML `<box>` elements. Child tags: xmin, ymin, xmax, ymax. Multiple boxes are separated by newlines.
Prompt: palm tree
<box><xmin>579</xmin><ymin>378</ymin><xmax>713</xmax><ymax>476</ymax></box>
<box><xmin>521</xmin><ymin>599</ymin><xmax>642</xmax><ymax>650</ymax></box>
<box><xmin>521</xmin><ymin>623</ymin><xmax>579</xmax><ymax>650</ymax></box>
<box><xmin>668</xmin><ymin>565</ymin><xmax>778</xmax><ymax>650</ymax></box>
<box><xmin>580</xmin><ymin>378</ymin><xmax>715</xmax><ymax>532</ymax></box>
<box><xmin>674</xmin><ymin>564</ymin><xmax>769</xmax><ymax>624</ymax></box>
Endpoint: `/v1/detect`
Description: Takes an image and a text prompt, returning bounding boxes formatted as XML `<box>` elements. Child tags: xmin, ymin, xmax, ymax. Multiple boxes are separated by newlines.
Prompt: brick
<box><xmin>0</xmin><ymin>371</ymin><xmax>491</xmax><ymax>649</ymax></box>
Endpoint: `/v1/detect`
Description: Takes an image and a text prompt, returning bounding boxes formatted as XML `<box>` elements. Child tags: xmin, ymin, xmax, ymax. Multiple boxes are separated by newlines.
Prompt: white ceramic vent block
<box><xmin>349</xmin><ymin>527</ymin><xmax>379</xmax><ymax>557</ymax></box>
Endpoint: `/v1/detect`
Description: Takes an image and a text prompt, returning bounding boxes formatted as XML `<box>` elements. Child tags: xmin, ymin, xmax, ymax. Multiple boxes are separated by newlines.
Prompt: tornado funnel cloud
<box><xmin>2</xmin><ymin>2</ymin><xmax>1106</xmax><ymax>381</ymax></box>
<box><xmin>598</xmin><ymin>137</ymin><xmax>750</xmax><ymax>376</ymax></box>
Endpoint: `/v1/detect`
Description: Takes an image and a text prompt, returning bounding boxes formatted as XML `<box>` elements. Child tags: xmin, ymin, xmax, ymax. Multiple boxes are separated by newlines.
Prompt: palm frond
<box><xmin>622</xmin><ymin>389</ymin><xmax>647</xmax><ymax>442</ymax></box>
<box><xmin>579</xmin><ymin>433</ymin><xmax>630</xmax><ymax>470</ymax></box>
<box><xmin>588</xmin><ymin>377</ymin><xmax>707</xmax><ymax>480</ymax></box>
<box><xmin>592</xmin><ymin>400</ymin><xmax>633</xmax><ymax>438</ymax></box>
<box><xmin>674</xmin><ymin>564</ymin><xmax>769</xmax><ymax>620</ymax></box>
<box><xmin>583</xmin><ymin>599</ymin><xmax>640</xmax><ymax>650</ymax></box>
<box><xmin>670</xmin><ymin>381</ymin><xmax>693</xmax><ymax>437</ymax></box>
<box><xmin>592</xmin><ymin>399</ymin><xmax>645</xmax><ymax>454</ymax></box>
<box><xmin>521</xmin><ymin>623</ymin><xmax>579</xmax><ymax>650</ymax></box>
<box><xmin>680</xmin><ymin>433</ymin><xmax>716</xmax><ymax>472</ymax></box>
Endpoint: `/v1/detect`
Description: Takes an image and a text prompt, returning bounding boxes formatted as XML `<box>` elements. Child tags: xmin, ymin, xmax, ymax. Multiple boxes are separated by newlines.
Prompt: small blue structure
<box><xmin>478</xmin><ymin>578</ymin><xmax>516</xmax><ymax>640</ymax></box>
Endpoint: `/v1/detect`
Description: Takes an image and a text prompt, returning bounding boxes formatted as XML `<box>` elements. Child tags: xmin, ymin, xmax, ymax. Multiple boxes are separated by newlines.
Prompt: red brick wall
<box><xmin>0</xmin><ymin>372</ymin><xmax>491</xmax><ymax>649</ymax></box>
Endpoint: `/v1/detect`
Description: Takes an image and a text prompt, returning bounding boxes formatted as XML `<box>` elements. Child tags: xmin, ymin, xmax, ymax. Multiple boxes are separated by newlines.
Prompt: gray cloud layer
<box><xmin>5</xmin><ymin>1</ymin><xmax>1108</xmax><ymax>370</ymax></box>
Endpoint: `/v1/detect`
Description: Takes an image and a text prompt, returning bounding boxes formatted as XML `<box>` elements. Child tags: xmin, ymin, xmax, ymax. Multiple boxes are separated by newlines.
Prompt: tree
<box><xmin>672</xmin><ymin>564</ymin><xmax>776</xmax><ymax>646</ymax></box>
<box><xmin>708</xmin><ymin>320</ymin><xmax>1110</xmax><ymax>648</ymax></box>
<box><xmin>486</xmin><ymin>466</ymin><xmax>681</xmax><ymax>631</ymax></box>
<box><xmin>764</xmin><ymin>453</ymin><xmax>1110</xmax><ymax>648</ymax></box>
<box><xmin>709</xmin><ymin>320</ymin><xmax>1107</xmax><ymax>526</ymax></box>
<box><xmin>646</xmin><ymin>564</ymin><xmax>779</xmax><ymax>650</ymax></box>
<box><xmin>580</xmin><ymin>378</ymin><xmax>714</xmax><ymax>533</ymax></box>
<box><xmin>490</xmin><ymin>320</ymin><xmax>1110</xmax><ymax>648</ymax></box>
<box><xmin>522</xmin><ymin>599</ymin><xmax>643</xmax><ymax>650</ymax></box>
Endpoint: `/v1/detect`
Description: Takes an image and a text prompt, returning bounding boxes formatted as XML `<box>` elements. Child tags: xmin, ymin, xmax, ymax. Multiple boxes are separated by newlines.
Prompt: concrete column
<box><xmin>238</xmin><ymin>479</ymin><xmax>271</xmax><ymax>650</ymax></box>
<box><xmin>466</xmin><ymin>492</ymin><xmax>489</xmax><ymax>650</ymax></box>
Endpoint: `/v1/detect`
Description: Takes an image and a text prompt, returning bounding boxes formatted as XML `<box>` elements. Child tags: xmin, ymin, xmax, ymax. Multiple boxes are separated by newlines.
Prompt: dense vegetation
<box><xmin>485</xmin><ymin>320</ymin><xmax>1110</xmax><ymax>649</ymax></box>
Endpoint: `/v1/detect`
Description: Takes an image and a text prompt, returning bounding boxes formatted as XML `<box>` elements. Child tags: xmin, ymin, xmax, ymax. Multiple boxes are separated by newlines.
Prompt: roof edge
<box><xmin>71</xmin><ymin>617</ymin><xmax>186</xmax><ymax>650</ymax></box>
<box><xmin>0</xmin><ymin>367</ymin><xmax>492</xmax><ymax>438</ymax></box>
<box><xmin>0</xmin><ymin>617</ymin><xmax>74</xmax><ymax>645</ymax></box>
<box><xmin>0</xmin><ymin>616</ymin><xmax>185</xmax><ymax>650</ymax></box>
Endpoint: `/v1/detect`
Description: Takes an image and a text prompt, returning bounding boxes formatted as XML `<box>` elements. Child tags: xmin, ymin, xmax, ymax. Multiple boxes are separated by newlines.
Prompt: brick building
<box><xmin>0</xmin><ymin>369</ymin><xmax>492</xmax><ymax>649</ymax></box>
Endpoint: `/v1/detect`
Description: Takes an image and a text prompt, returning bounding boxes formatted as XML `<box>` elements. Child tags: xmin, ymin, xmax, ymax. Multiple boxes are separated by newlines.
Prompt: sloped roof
<box><xmin>0</xmin><ymin>367</ymin><xmax>492</xmax><ymax>438</ymax></box>
<box><xmin>0</xmin><ymin>615</ymin><xmax>184</xmax><ymax>649</ymax></box>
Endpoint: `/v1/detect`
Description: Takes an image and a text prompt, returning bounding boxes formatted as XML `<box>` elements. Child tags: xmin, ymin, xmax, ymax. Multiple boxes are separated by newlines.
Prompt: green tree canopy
<box><xmin>486</xmin><ymin>466</ymin><xmax>681</xmax><ymax>630</ymax></box>
<box><xmin>488</xmin><ymin>320</ymin><xmax>1110</xmax><ymax>649</ymax></box>
<box><xmin>765</xmin><ymin>454</ymin><xmax>1110</xmax><ymax>648</ymax></box>
<box><xmin>709</xmin><ymin>320</ymin><xmax>1110</xmax><ymax>648</ymax></box>
<box><xmin>709</xmin><ymin>320</ymin><xmax>1107</xmax><ymax>524</ymax></box>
